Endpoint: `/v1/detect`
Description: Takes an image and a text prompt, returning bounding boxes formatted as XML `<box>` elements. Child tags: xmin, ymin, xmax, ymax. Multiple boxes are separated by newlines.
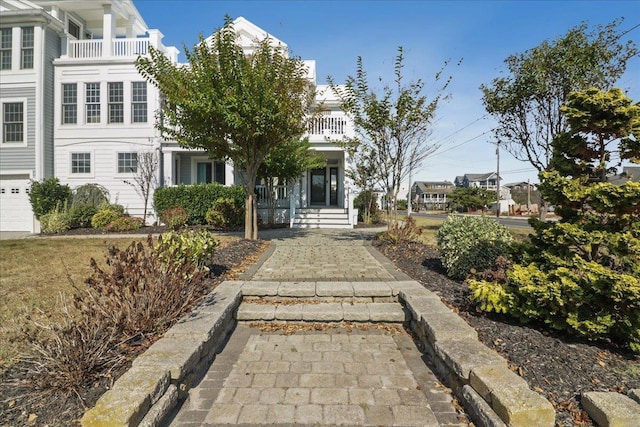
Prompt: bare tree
<box><xmin>124</xmin><ymin>150</ymin><xmax>158</xmax><ymax>223</ymax></box>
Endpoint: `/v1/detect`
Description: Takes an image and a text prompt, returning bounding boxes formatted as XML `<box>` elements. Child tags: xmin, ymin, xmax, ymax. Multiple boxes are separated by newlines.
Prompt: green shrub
<box><xmin>91</xmin><ymin>204</ymin><xmax>125</xmax><ymax>230</ymax></box>
<box><xmin>105</xmin><ymin>216</ymin><xmax>143</xmax><ymax>232</ymax></box>
<box><xmin>72</xmin><ymin>183</ymin><xmax>109</xmax><ymax>207</ymax></box>
<box><xmin>68</xmin><ymin>203</ymin><xmax>98</xmax><ymax>228</ymax></box>
<box><xmin>396</xmin><ymin>199</ymin><xmax>408</xmax><ymax>210</ymax></box>
<box><xmin>437</xmin><ymin>215</ymin><xmax>513</xmax><ymax>280</ymax></box>
<box><xmin>156</xmin><ymin>229</ymin><xmax>218</xmax><ymax>271</ymax></box>
<box><xmin>354</xmin><ymin>190</ymin><xmax>380</xmax><ymax>224</ymax></box>
<box><xmin>160</xmin><ymin>206</ymin><xmax>189</xmax><ymax>230</ymax></box>
<box><xmin>29</xmin><ymin>178</ymin><xmax>72</xmax><ymax>219</ymax></box>
<box><xmin>154</xmin><ymin>184</ymin><xmax>245</xmax><ymax>225</ymax></box>
<box><xmin>205</xmin><ymin>197</ymin><xmax>244</xmax><ymax>229</ymax></box>
<box><xmin>40</xmin><ymin>207</ymin><xmax>72</xmax><ymax>234</ymax></box>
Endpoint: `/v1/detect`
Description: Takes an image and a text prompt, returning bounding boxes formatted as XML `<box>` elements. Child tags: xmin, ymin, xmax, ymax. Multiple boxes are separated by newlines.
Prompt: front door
<box><xmin>310</xmin><ymin>168</ymin><xmax>326</xmax><ymax>205</ymax></box>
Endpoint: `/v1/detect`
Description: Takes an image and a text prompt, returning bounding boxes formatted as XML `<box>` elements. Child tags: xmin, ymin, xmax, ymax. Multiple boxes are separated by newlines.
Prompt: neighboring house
<box><xmin>410</xmin><ymin>181</ymin><xmax>454</xmax><ymax>210</ymax></box>
<box><xmin>503</xmin><ymin>181</ymin><xmax>537</xmax><ymax>191</ymax></box>
<box><xmin>609</xmin><ymin>166</ymin><xmax>640</xmax><ymax>185</ymax></box>
<box><xmin>454</xmin><ymin>172</ymin><xmax>501</xmax><ymax>190</ymax></box>
<box><xmin>0</xmin><ymin>2</ymin><xmax>355</xmax><ymax>231</ymax></box>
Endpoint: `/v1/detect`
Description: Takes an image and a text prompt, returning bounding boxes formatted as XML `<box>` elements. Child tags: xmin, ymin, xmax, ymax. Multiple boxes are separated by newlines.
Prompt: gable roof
<box><xmin>205</xmin><ymin>16</ymin><xmax>288</xmax><ymax>55</ymax></box>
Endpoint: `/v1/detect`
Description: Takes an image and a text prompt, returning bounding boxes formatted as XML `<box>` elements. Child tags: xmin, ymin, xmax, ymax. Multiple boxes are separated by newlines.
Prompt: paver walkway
<box><xmin>166</xmin><ymin>228</ymin><xmax>469</xmax><ymax>426</ymax></box>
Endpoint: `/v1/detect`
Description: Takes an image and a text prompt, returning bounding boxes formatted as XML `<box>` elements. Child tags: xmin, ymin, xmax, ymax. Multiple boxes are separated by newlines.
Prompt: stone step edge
<box><xmin>236</xmin><ymin>301</ymin><xmax>408</xmax><ymax>323</ymax></box>
<box><xmin>240</xmin><ymin>280</ymin><xmax>417</xmax><ymax>298</ymax></box>
<box><xmin>582</xmin><ymin>391</ymin><xmax>640</xmax><ymax>427</ymax></box>
<box><xmin>243</xmin><ymin>296</ymin><xmax>397</xmax><ymax>303</ymax></box>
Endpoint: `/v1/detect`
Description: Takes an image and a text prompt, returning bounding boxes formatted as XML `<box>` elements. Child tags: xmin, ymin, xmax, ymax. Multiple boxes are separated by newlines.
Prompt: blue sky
<box><xmin>135</xmin><ymin>0</ymin><xmax>640</xmax><ymax>185</ymax></box>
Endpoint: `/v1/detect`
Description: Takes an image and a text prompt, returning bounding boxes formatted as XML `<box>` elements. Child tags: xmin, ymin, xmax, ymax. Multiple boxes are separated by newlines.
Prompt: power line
<box><xmin>433</xmin><ymin>114</ymin><xmax>490</xmax><ymax>146</ymax></box>
<box><xmin>430</xmin><ymin>129</ymin><xmax>494</xmax><ymax>158</ymax></box>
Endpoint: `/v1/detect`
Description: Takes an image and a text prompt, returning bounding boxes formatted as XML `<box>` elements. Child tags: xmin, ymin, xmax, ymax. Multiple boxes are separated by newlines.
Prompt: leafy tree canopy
<box><xmin>136</xmin><ymin>16</ymin><xmax>314</xmax><ymax>238</ymax></box>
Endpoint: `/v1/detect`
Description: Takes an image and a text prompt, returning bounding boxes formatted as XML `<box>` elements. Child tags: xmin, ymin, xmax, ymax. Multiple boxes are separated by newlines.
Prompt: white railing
<box><xmin>255</xmin><ymin>185</ymin><xmax>289</xmax><ymax>207</ymax></box>
<box><xmin>308</xmin><ymin>116</ymin><xmax>347</xmax><ymax>136</ymax></box>
<box><xmin>69</xmin><ymin>39</ymin><xmax>102</xmax><ymax>58</ymax></box>
<box><xmin>113</xmin><ymin>38</ymin><xmax>150</xmax><ymax>56</ymax></box>
<box><xmin>68</xmin><ymin>38</ymin><xmax>151</xmax><ymax>59</ymax></box>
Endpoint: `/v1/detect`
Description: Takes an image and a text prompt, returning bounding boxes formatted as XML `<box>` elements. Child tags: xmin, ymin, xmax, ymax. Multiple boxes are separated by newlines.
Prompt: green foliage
<box><xmin>396</xmin><ymin>199</ymin><xmax>408</xmax><ymax>210</ymax></box>
<box><xmin>71</xmin><ymin>183</ymin><xmax>109</xmax><ymax>208</ymax></box>
<box><xmin>160</xmin><ymin>206</ymin><xmax>189</xmax><ymax>230</ymax></box>
<box><xmin>329</xmin><ymin>47</ymin><xmax>456</xmax><ymax>221</ymax></box>
<box><xmin>205</xmin><ymin>197</ymin><xmax>244</xmax><ymax>229</ymax></box>
<box><xmin>437</xmin><ymin>215</ymin><xmax>513</xmax><ymax>280</ymax></box>
<box><xmin>156</xmin><ymin>230</ymin><xmax>219</xmax><ymax>271</ymax></box>
<box><xmin>447</xmin><ymin>187</ymin><xmax>495</xmax><ymax>212</ymax></box>
<box><xmin>472</xmin><ymin>88</ymin><xmax>640</xmax><ymax>352</ymax></box>
<box><xmin>481</xmin><ymin>19</ymin><xmax>637</xmax><ymax>175</ymax></box>
<box><xmin>154</xmin><ymin>184</ymin><xmax>245</xmax><ymax>225</ymax></box>
<box><xmin>91</xmin><ymin>204</ymin><xmax>125</xmax><ymax>230</ymax></box>
<box><xmin>379</xmin><ymin>216</ymin><xmax>422</xmax><ymax>244</ymax></box>
<box><xmin>40</xmin><ymin>205</ymin><xmax>72</xmax><ymax>234</ymax></box>
<box><xmin>68</xmin><ymin>203</ymin><xmax>98</xmax><ymax>229</ymax></box>
<box><xmin>29</xmin><ymin>178</ymin><xmax>72</xmax><ymax>219</ymax></box>
<box><xmin>136</xmin><ymin>16</ymin><xmax>314</xmax><ymax>239</ymax></box>
<box><xmin>468</xmin><ymin>280</ymin><xmax>513</xmax><ymax>314</ymax></box>
<box><xmin>104</xmin><ymin>216</ymin><xmax>143</xmax><ymax>232</ymax></box>
<box><xmin>354</xmin><ymin>190</ymin><xmax>380</xmax><ymax>224</ymax></box>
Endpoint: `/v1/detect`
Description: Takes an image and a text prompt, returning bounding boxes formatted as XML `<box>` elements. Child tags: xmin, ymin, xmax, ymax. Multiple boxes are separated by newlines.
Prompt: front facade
<box><xmin>410</xmin><ymin>181</ymin><xmax>454</xmax><ymax>211</ymax></box>
<box><xmin>0</xmin><ymin>2</ymin><xmax>354</xmax><ymax>231</ymax></box>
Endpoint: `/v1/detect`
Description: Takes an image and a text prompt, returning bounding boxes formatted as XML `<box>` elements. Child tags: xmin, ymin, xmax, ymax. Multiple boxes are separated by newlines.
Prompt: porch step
<box><xmin>292</xmin><ymin>208</ymin><xmax>352</xmax><ymax>229</ymax></box>
<box><xmin>236</xmin><ymin>302</ymin><xmax>408</xmax><ymax>323</ymax></box>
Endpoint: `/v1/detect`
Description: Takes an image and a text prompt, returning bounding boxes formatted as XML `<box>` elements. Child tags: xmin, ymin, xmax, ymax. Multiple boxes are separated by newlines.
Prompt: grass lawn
<box><xmin>0</xmin><ymin>234</ymin><xmax>238</xmax><ymax>372</ymax></box>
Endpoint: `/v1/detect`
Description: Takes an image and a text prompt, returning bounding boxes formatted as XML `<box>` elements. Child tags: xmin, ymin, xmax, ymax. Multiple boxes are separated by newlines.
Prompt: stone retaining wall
<box><xmin>397</xmin><ymin>283</ymin><xmax>556</xmax><ymax>427</ymax></box>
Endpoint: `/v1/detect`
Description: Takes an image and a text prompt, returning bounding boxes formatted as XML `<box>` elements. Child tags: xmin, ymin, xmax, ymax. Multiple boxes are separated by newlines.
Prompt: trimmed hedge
<box><xmin>154</xmin><ymin>184</ymin><xmax>245</xmax><ymax>225</ymax></box>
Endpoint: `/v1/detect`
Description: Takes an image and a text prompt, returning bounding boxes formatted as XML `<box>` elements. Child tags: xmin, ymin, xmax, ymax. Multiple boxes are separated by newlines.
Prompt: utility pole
<box><xmin>407</xmin><ymin>170</ymin><xmax>412</xmax><ymax>217</ymax></box>
<box><xmin>496</xmin><ymin>140</ymin><xmax>500</xmax><ymax>218</ymax></box>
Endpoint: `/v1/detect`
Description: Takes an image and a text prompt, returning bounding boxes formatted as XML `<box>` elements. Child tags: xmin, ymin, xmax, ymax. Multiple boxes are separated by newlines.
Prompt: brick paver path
<box><xmin>167</xmin><ymin>228</ymin><xmax>469</xmax><ymax>426</ymax></box>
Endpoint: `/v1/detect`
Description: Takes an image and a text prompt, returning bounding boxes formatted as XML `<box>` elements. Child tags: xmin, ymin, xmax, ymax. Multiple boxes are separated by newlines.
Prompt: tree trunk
<box><xmin>252</xmin><ymin>195</ymin><xmax>258</xmax><ymax>240</ymax></box>
<box><xmin>244</xmin><ymin>167</ymin><xmax>258</xmax><ymax>240</ymax></box>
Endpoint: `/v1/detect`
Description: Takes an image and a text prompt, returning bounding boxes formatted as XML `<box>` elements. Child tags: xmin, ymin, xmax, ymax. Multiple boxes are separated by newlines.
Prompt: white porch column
<box><xmin>126</xmin><ymin>15</ymin><xmax>136</xmax><ymax>38</ymax></box>
<box><xmin>147</xmin><ymin>29</ymin><xmax>163</xmax><ymax>50</ymax></box>
<box><xmin>102</xmin><ymin>4</ymin><xmax>115</xmax><ymax>57</ymax></box>
<box><xmin>162</xmin><ymin>150</ymin><xmax>173</xmax><ymax>186</ymax></box>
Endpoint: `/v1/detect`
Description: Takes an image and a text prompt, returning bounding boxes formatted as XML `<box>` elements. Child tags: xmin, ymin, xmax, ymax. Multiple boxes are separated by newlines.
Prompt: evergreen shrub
<box><xmin>154</xmin><ymin>184</ymin><xmax>245</xmax><ymax>225</ymax></box>
<box><xmin>437</xmin><ymin>215</ymin><xmax>513</xmax><ymax>280</ymax></box>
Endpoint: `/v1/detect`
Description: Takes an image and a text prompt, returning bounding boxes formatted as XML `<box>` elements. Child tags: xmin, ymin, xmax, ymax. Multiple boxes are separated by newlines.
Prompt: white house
<box><xmin>0</xmin><ymin>1</ymin><xmax>355</xmax><ymax>232</ymax></box>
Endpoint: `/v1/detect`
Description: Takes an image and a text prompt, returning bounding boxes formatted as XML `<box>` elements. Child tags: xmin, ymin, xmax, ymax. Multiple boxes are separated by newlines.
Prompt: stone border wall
<box><xmin>396</xmin><ymin>281</ymin><xmax>556</xmax><ymax>427</ymax></box>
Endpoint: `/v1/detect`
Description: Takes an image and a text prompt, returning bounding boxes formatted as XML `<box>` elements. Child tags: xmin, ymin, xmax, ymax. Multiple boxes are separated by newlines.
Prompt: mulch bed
<box><xmin>0</xmin><ymin>238</ymin><xmax>267</xmax><ymax>427</ymax></box>
<box><xmin>372</xmin><ymin>239</ymin><xmax>640</xmax><ymax>427</ymax></box>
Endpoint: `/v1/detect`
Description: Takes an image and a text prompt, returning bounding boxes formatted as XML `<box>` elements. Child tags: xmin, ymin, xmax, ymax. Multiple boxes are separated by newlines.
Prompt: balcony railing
<box><xmin>308</xmin><ymin>116</ymin><xmax>348</xmax><ymax>136</ymax></box>
<box><xmin>69</xmin><ymin>39</ymin><xmax>103</xmax><ymax>58</ymax></box>
<box><xmin>113</xmin><ymin>38</ymin><xmax>150</xmax><ymax>56</ymax></box>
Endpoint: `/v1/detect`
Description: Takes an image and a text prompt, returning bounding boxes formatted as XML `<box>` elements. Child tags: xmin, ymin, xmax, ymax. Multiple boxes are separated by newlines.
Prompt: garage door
<box><xmin>0</xmin><ymin>176</ymin><xmax>34</xmax><ymax>232</ymax></box>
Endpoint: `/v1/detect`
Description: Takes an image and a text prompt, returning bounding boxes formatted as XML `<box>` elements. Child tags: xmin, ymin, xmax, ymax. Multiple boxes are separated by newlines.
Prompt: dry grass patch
<box><xmin>0</xmin><ymin>235</ymin><xmax>238</xmax><ymax>372</ymax></box>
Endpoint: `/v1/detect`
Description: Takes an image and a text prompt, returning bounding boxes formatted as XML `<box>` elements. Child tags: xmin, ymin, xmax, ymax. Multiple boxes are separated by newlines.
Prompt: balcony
<box><xmin>307</xmin><ymin>115</ymin><xmax>352</xmax><ymax>142</ymax></box>
<box><xmin>62</xmin><ymin>31</ymin><xmax>178</xmax><ymax>63</ymax></box>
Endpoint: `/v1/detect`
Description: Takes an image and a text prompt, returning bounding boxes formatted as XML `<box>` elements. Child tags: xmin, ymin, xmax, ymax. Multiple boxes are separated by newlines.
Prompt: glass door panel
<box><xmin>330</xmin><ymin>167</ymin><xmax>338</xmax><ymax>205</ymax></box>
<box><xmin>310</xmin><ymin>168</ymin><xmax>326</xmax><ymax>205</ymax></box>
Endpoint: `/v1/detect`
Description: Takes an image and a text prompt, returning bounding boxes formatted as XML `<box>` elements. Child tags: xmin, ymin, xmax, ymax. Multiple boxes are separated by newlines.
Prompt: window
<box><xmin>62</xmin><ymin>83</ymin><xmax>77</xmax><ymax>124</ymax></box>
<box><xmin>195</xmin><ymin>160</ymin><xmax>225</xmax><ymax>184</ymax></box>
<box><xmin>21</xmin><ymin>27</ymin><xmax>33</xmax><ymax>69</ymax></box>
<box><xmin>71</xmin><ymin>152</ymin><xmax>91</xmax><ymax>174</ymax></box>
<box><xmin>118</xmin><ymin>152</ymin><xmax>137</xmax><ymax>173</ymax></box>
<box><xmin>1</xmin><ymin>28</ymin><xmax>11</xmax><ymax>70</ymax></box>
<box><xmin>85</xmin><ymin>83</ymin><xmax>100</xmax><ymax>123</ymax></box>
<box><xmin>68</xmin><ymin>20</ymin><xmax>80</xmax><ymax>39</ymax></box>
<box><xmin>108</xmin><ymin>82</ymin><xmax>123</xmax><ymax>123</ymax></box>
<box><xmin>131</xmin><ymin>82</ymin><xmax>147</xmax><ymax>123</ymax></box>
<box><xmin>3</xmin><ymin>102</ymin><xmax>23</xmax><ymax>143</ymax></box>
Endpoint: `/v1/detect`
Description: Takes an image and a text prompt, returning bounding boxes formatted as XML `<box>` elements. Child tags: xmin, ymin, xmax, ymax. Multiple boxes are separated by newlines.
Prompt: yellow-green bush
<box><xmin>155</xmin><ymin>229</ymin><xmax>218</xmax><ymax>271</ymax></box>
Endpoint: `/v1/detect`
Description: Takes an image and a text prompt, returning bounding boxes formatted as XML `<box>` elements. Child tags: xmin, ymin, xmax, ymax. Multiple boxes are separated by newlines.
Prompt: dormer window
<box><xmin>68</xmin><ymin>20</ymin><xmax>80</xmax><ymax>39</ymax></box>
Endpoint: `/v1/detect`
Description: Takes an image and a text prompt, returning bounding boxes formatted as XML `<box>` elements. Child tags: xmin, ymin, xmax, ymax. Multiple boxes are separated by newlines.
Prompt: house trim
<box><xmin>0</xmin><ymin>96</ymin><xmax>29</xmax><ymax>147</ymax></box>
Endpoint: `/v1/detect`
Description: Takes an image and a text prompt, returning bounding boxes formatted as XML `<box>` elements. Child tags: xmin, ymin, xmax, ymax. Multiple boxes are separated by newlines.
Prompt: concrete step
<box><xmin>236</xmin><ymin>301</ymin><xmax>408</xmax><ymax>323</ymax></box>
<box><xmin>295</xmin><ymin>213</ymin><xmax>349</xmax><ymax>220</ymax></box>
<box><xmin>296</xmin><ymin>208</ymin><xmax>347</xmax><ymax>214</ymax></box>
<box><xmin>291</xmin><ymin>222</ymin><xmax>353</xmax><ymax>229</ymax></box>
<box><xmin>240</xmin><ymin>281</ymin><xmax>400</xmax><ymax>299</ymax></box>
